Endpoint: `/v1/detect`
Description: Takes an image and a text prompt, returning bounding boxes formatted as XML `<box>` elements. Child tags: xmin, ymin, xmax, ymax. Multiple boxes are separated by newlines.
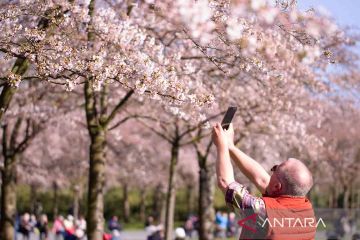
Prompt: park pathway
<box><xmin>17</xmin><ymin>229</ymin><xmax>329</xmax><ymax>240</ymax></box>
<box><xmin>16</xmin><ymin>231</ymin><xmax>145</xmax><ymax>240</ymax></box>
<box><xmin>16</xmin><ymin>230</ymin><xmax>147</xmax><ymax>240</ymax></box>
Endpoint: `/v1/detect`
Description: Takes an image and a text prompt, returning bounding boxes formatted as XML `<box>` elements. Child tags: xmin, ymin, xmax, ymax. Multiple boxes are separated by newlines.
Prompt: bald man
<box><xmin>212</xmin><ymin>123</ymin><xmax>316</xmax><ymax>240</ymax></box>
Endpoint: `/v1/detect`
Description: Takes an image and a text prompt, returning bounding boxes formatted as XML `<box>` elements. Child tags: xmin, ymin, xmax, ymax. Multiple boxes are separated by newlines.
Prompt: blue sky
<box><xmin>296</xmin><ymin>0</ymin><xmax>359</xmax><ymax>101</ymax></box>
<box><xmin>297</xmin><ymin>0</ymin><xmax>360</xmax><ymax>28</ymax></box>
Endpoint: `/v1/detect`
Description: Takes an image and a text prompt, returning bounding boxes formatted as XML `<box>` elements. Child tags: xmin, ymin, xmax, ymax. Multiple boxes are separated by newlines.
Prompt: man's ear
<box><xmin>274</xmin><ymin>182</ymin><xmax>282</xmax><ymax>192</ymax></box>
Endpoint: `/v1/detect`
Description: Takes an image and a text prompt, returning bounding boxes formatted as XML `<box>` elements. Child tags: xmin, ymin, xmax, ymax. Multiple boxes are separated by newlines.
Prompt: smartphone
<box><xmin>221</xmin><ymin>106</ymin><xmax>237</xmax><ymax>130</ymax></box>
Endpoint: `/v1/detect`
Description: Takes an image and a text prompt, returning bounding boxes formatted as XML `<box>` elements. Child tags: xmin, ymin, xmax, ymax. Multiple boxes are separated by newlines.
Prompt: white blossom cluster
<box><xmin>0</xmin><ymin>0</ymin><xmax>356</xmax><ymax>122</ymax></box>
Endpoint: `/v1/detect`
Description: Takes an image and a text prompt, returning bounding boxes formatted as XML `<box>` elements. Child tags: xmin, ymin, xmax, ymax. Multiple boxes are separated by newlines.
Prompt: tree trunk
<box><xmin>123</xmin><ymin>184</ymin><xmax>130</xmax><ymax>223</ymax></box>
<box><xmin>333</xmin><ymin>184</ymin><xmax>339</xmax><ymax>208</ymax></box>
<box><xmin>350</xmin><ymin>185</ymin><xmax>355</xmax><ymax>209</ymax></box>
<box><xmin>73</xmin><ymin>185</ymin><xmax>80</xmax><ymax>220</ymax></box>
<box><xmin>84</xmin><ymin>0</ymin><xmax>107</xmax><ymax>237</ymax></box>
<box><xmin>343</xmin><ymin>186</ymin><xmax>350</xmax><ymax>209</ymax></box>
<box><xmin>0</xmin><ymin>115</ymin><xmax>41</xmax><ymax>240</ymax></box>
<box><xmin>85</xmin><ymin>124</ymin><xmax>106</xmax><ymax>240</ymax></box>
<box><xmin>0</xmin><ymin>155</ymin><xmax>17</xmax><ymax>240</ymax></box>
<box><xmin>186</xmin><ymin>184</ymin><xmax>195</xmax><ymax>214</ymax></box>
<box><xmin>160</xmin><ymin>196</ymin><xmax>166</xmax><ymax>225</ymax></box>
<box><xmin>152</xmin><ymin>184</ymin><xmax>163</xmax><ymax>222</ymax></box>
<box><xmin>328</xmin><ymin>188</ymin><xmax>333</xmax><ymax>208</ymax></box>
<box><xmin>30</xmin><ymin>184</ymin><xmax>38</xmax><ymax>215</ymax></box>
<box><xmin>140</xmin><ymin>189</ymin><xmax>146</xmax><ymax>223</ymax></box>
<box><xmin>152</xmin><ymin>184</ymin><xmax>166</xmax><ymax>224</ymax></box>
<box><xmin>164</xmin><ymin>141</ymin><xmax>179</xmax><ymax>240</ymax></box>
<box><xmin>198</xmin><ymin>158</ymin><xmax>215</xmax><ymax>240</ymax></box>
<box><xmin>52</xmin><ymin>181</ymin><xmax>59</xmax><ymax>220</ymax></box>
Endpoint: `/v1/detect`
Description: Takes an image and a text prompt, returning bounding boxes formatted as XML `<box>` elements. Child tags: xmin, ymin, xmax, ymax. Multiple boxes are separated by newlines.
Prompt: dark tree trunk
<box><xmin>328</xmin><ymin>188</ymin><xmax>333</xmax><ymax>208</ymax></box>
<box><xmin>152</xmin><ymin>184</ymin><xmax>166</xmax><ymax>223</ymax></box>
<box><xmin>164</xmin><ymin>140</ymin><xmax>179</xmax><ymax>240</ymax></box>
<box><xmin>343</xmin><ymin>186</ymin><xmax>350</xmax><ymax>209</ymax></box>
<box><xmin>0</xmin><ymin>155</ymin><xmax>17</xmax><ymax>240</ymax></box>
<box><xmin>73</xmin><ymin>185</ymin><xmax>80</xmax><ymax>220</ymax></box>
<box><xmin>123</xmin><ymin>184</ymin><xmax>130</xmax><ymax>223</ymax></box>
<box><xmin>198</xmin><ymin>156</ymin><xmax>215</xmax><ymax>240</ymax></box>
<box><xmin>140</xmin><ymin>189</ymin><xmax>146</xmax><ymax>223</ymax></box>
<box><xmin>333</xmin><ymin>184</ymin><xmax>339</xmax><ymax>208</ymax></box>
<box><xmin>186</xmin><ymin>184</ymin><xmax>195</xmax><ymax>214</ymax></box>
<box><xmin>152</xmin><ymin>184</ymin><xmax>163</xmax><ymax>222</ymax></box>
<box><xmin>86</xmin><ymin>125</ymin><xmax>106</xmax><ymax>239</ymax></box>
<box><xmin>0</xmin><ymin>118</ymin><xmax>42</xmax><ymax>239</ymax></box>
<box><xmin>160</xmin><ymin>196</ymin><xmax>166</xmax><ymax>225</ymax></box>
<box><xmin>350</xmin><ymin>185</ymin><xmax>355</xmax><ymax>209</ymax></box>
<box><xmin>52</xmin><ymin>181</ymin><xmax>58</xmax><ymax>220</ymax></box>
<box><xmin>84</xmin><ymin>79</ymin><xmax>106</xmax><ymax>240</ymax></box>
<box><xmin>83</xmin><ymin>80</ymin><xmax>133</xmax><ymax>239</ymax></box>
<box><xmin>30</xmin><ymin>184</ymin><xmax>38</xmax><ymax>214</ymax></box>
<box><xmin>83</xmin><ymin>55</ymin><xmax>132</xmax><ymax>239</ymax></box>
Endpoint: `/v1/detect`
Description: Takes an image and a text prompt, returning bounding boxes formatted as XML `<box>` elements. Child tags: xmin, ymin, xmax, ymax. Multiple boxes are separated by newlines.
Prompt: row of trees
<box><xmin>0</xmin><ymin>0</ymin><xmax>359</xmax><ymax>240</ymax></box>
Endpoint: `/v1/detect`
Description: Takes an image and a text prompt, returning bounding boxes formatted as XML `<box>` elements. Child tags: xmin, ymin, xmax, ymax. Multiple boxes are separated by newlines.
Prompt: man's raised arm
<box><xmin>226</xmin><ymin>124</ymin><xmax>270</xmax><ymax>194</ymax></box>
<box><xmin>212</xmin><ymin>123</ymin><xmax>267</xmax><ymax>220</ymax></box>
<box><xmin>212</xmin><ymin>123</ymin><xmax>235</xmax><ymax>193</ymax></box>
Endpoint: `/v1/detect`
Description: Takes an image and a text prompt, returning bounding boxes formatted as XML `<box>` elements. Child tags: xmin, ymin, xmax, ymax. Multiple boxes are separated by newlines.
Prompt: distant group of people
<box><xmin>17</xmin><ymin>211</ymin><xmax>236</xmax><ymax>240</ymax></box>
<box><xmin>144</xmin><ymin>215</ymin><xmax>198</xmax><ymax>240</ymax></box>
<box><xmin>327</xmin><ymin>211</ymin><xmax>360</xmax><ymax>240</ymax></box>
<box><xmin>215</xmin><ymin>211</ymin><xmax>237</xmax><ymax>238</ymax></box>
<box><xmin>106</xmin><ymin>216</ymin><xmax>123</xmax><ymax>240</ymax></box>
<box><xmin>16</xmin><ymin>213</ymin><xmax>123</xmax><ymax>240</ymax></box>
<box><xmin>183</xmin><ymin>215</ymin><xmax>199</xmax><ymax>238</ymax></box>
<box><xmin>180</xmin><ymin>211</ymin><xmax>239</xmax><ymax>239</ymax></box>
<box><xmin>53</xmin><ymin>214</ymin><xmax>123</xmax><ymax>240</ymax></box>
<box><xmin>52</xmin><ymin>215</ymin><xmax>87</xmax><ymax>240</ymax></box>
<box><xmin>145</xmin><ymin>212</ymin><xmax>237</xmax><ymax>240</ymax></box>
<box><xmin>145</xmin><ymin>216</ymin><xmax>164</xmax><ymax>240</ymax></box>
<box><xmin>17</xmin><ymin>213</ymin><xmax>48</xmax><ymax>240</ymax></box>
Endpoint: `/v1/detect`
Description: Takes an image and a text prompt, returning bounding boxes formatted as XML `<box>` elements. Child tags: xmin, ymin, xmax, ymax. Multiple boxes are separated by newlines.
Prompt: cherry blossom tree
<box><xmin>128</xmin><ymin>100</ymin><xmax>216</xmax><ymax>239</ymax></box>
<box><xmin>0</xmin><ymin>83</ymin><xmax>72</xmax><ymax>239</ymax></box>
<box><xmin>1</xmin><ymin>1</ymin><xmax>359</xmax><ymax>240</ymax></box>
<box><xmin>22</xmin><ymin>110</ymin><xmax>89</xmax><ymax>219</ymax></box>
<box><xmin>107</xmin><ymin>137</ymin><xmax>168</xmax><ymax>222</ymax></box>
<box><xmin>108</xmin><ymin>119</ymin><xmax>173</xmax><ymax>222</ymax></box>
<box><xmin>308</xmin><ymin>101</ymin><xmax>360</xmax><ymax>208</ymax></box>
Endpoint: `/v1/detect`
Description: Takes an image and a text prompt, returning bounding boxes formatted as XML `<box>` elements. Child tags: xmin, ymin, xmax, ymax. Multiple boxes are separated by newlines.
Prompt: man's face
<box><xmin>266</xmin><ymin>161</ymin><xmax>287</xmax><ymax>196</ymax></box>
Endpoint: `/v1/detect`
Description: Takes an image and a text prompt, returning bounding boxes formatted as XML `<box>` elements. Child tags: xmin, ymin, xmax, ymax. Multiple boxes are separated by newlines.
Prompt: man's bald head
<box><xmin>277</xmin><ymin>158</ymin><xmax>314</xmax><ymax>196</ymax></box>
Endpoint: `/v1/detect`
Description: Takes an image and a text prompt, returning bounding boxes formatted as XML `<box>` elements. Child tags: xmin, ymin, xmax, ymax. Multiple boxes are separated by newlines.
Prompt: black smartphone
<box><xmin>221</xmin><ymin>106</ymin><xmax>237</xmax><ymax>130</ymax></box>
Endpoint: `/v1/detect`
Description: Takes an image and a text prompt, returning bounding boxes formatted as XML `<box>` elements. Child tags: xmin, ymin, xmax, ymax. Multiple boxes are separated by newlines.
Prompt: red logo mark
<box><xmin>238</xmin><ymin>213</ymin><xmax>257</xmax><ymax>233</ymax></box>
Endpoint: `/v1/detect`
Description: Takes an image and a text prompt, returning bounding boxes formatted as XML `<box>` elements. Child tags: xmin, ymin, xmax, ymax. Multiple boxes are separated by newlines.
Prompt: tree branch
<box><xmin>180</xmin><ymin>131</ymin><xmax>211</xmax><ymax>147</ymax></box>
<box><xmin>137</xmin><ymin>118</ymin><xmax>172</xmax><ymax>143</ymax></box>
<box><xmin>2</xmin><ymin>124</ymin><xmax>8</xmax><ymax>158</ymax></box>
<box><xmin>108</xmin><ymin>115</ymin><xmax>155</xmax><ymax>131</ymax></box>
<box><xmin>178</xmin><ymin>111</ymin><xmax>225</xmax><ymax>139</ymax></box>
<box><xmin>9</xmin><ymin>118</ymin><xmax>23</xmax><ymax>150</ymax></box>
<box><xmin>103</xmin><ymin>89</ymin><xmax>134</xmax><ymax>127</ymax></box>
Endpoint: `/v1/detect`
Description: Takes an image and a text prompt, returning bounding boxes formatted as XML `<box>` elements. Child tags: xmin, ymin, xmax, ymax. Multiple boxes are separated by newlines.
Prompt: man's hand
<box><xmin>212</xmin><ymin>123</ymin><xmax>228</xmax><ymax>151</ymax></box>
<box><xmin>212</xmin><ymin>123</ymin><xmax>236</xmax><ymax>150</ymax></box>
<box><xmin>224</xmin><ymin>123</ymin><xmax>235</xmax><ymax>149</ymax></box>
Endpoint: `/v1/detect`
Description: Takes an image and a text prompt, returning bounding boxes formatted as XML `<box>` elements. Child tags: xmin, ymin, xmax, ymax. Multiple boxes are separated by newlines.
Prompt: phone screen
<box><xmin>221</xmin><ymin>106</ymin><xmax>237</xmax><ymax>130</ymax></box>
